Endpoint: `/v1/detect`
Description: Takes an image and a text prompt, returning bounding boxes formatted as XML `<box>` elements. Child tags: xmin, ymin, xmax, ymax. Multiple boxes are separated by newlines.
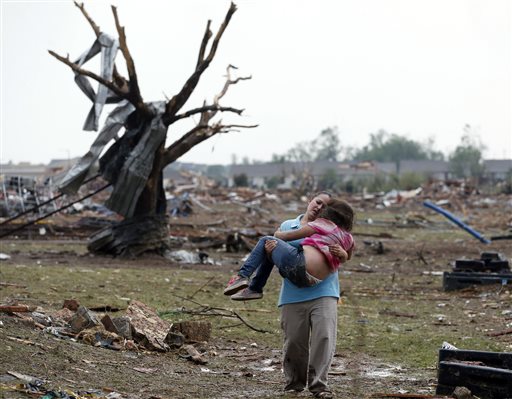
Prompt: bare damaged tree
<box><xmin>50</xmin><ymin>2</ymin><xmax>256</xmax><ymax>257</ymax></box>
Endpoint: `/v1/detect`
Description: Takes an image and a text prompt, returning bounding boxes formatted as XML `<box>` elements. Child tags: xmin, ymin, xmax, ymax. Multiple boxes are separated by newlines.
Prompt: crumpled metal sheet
<box><xmin>73</xmin><ymin>32</ymin><xmax>120</xmax><ymax>131</ymax></box>
<box><xmin>58</xmin><ymin>101</ymin><xmax>135</xmax><ymax>194</ymax></box>
<box><xmin>58</xmin><ymin>34</ymin><xmax>167</xmax><ymax>219</ymax></box>
<box><xmin>105</xmin><ymin>102</ymin><xmax>167</xmax><ymax>217</ymax></box>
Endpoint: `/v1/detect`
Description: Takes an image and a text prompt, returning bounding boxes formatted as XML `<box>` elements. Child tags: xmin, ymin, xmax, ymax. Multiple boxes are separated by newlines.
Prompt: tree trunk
<box><xmin>89</xmin><ymin>146</ymin><xmax>169</xmax><ymax>257</ymax></box>
<box><xmin>88</xmin><ymin>213</ymin><xmax>170</xmax><ymax>257</ymax></box>
<box><xmin>133</xmin><ymin>143</ymin><xmax>167</xmax><ymax>216</ymax></box>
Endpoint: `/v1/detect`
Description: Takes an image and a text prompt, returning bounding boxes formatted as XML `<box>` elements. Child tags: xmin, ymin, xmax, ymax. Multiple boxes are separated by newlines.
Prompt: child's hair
<box><xmin>318</xmin><ymin>199</ymin><xmax>354</xmax><ymax>231</ymax></box>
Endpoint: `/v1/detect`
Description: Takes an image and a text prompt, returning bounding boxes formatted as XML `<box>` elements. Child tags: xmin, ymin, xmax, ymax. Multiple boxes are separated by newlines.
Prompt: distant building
<box><xmin>227</xmin><ymin>160</ymin><xmax>397</xmax><ymax>188</ymax></box>
<box><xmin>484</xmin><ymin>159</ymin><xmax>512</xmax><ymax>181</ymax></box>
<box><xmin>396</xmin><ymin>160</ymin><xmax>450</xmax><ymax>180</ymax></box>
<box><xmin>0</xmin><ymin>158</ymin><xmax>81</xmax><ymax>182</ymax></box>
<box><xmin>162</xmin><ymin>162</ymin><xmax>208</xmax><ymax>186</ymax></box>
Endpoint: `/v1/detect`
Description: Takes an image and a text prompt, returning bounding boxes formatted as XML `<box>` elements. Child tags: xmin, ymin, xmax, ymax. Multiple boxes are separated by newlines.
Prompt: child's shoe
<box><xmin>223</xmin><ymin>275</ymin><xmax>249</xmax><ymax>295</ymax></box>
<box><xmin>230</xmin><ymin>288</ymin><xmax>263</xmax><ymax>301</ymax></box>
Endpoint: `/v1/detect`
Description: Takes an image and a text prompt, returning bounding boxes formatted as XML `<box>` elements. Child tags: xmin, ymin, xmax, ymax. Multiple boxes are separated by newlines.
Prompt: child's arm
<box><xmin>328</xmin><ymin>245</ymin><xmax>349</xmax><ymax>262</ymax></box>
<box><xmin>274</xmin><ymin>225</ymin><xmax>316</xmax><ymax>241</ymax></box>
<box><xmin>347</xmin><ymin>246</ymin><xmax>353</xmax><ymax>260</ymax></box>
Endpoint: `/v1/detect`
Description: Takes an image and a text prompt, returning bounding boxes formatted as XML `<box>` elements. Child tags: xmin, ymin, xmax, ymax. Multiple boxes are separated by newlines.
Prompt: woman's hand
<box><xmin>274</xmin><ymin>230</ymin><xmax>285</xmax><ymax>240</ymax></box>
<box><xmin>329</xmin><ymin>244</ymin><xmax>349</xmax><ymax>262</ymax></box>
<box><xmin>265</xmin><ymin>239</ymin><xmax>277</xmax><ymax>255</ymax></box>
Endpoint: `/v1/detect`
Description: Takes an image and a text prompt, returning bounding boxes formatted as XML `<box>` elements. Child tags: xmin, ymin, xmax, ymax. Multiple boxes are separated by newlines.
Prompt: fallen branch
<box><xmin>0</xmin><ymin>282</ymin><xmax>27</xmax><ymax>288</ymax></box>
<box><xmin>371</xmin><ymin>394</ymin><xmax>449</xmax><ymax>398</ymax></box>
<box><xmin>6</xmin><ymin>336</ymin><xmax>51</xmax><ymax>350</ymax></box>
<box><xmin>379</xmin><ymin>309</ymin><xmax>416</xmax><ymax>318</ymax></box>
<box><xmin>11</xmin><ymin>314</ymin><xmax>46</xmax><ymax>330</ymax></box>
<box><xmin>188</xmin><ymin>276</ymin><xmax>216</xmax><ymax>299</ymax></box>
<box><xmin>236</xmin><ymin>308</ymin><xmax>272</xmax><ymax>313</ymax></box>
<box><xmin>217</xmin><ymin>322</ymin><xmax>244</xmax><ymax>329</ymax></box>
<box><xmin>172</xmin><ymin>294</ymin><xmax>270</xmax><ymax>333</ymax></box>
<box><xmin>181</xmin><ymin>344</ymin><xmax>208</xmax><ymax>364</ymax></box>
<box><xmin>487</xmin><ymin>328</ymin><xmax>512</xmax><ymax>337</ymax></box>
<box><xmin>0</xmin><ymin>305</ymin><xmax>35</xmax><ymax>313</ymax></box>
<box><xmin>171</xmin><ymin>219</ymin><xmax>225</xmax><ymax>228</ymax></box>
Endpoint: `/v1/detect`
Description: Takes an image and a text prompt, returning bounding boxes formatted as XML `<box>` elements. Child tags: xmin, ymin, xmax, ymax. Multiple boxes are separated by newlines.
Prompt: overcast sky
<box><xmin>1</xmin><ymin>0</ymin><xmax>511</xmax><ymax>165</ymax></box>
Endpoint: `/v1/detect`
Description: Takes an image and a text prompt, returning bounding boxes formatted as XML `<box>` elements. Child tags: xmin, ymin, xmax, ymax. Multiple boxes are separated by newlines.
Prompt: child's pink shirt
<box><xmin>302</xmin><ymin>218</ymin><xmax>354</xmax><ymax>271</ymax></box>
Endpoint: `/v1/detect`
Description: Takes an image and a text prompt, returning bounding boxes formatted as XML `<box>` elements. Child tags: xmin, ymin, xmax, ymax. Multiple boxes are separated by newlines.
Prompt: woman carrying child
<box><xmin>223</xmin><ymin>198</ymin><xmax>354</xmax><ymax>297</ymax></box>
<box><xmin>226</xmin><ymin>192</ymin><xmax>354</xmax><ymax>398</ymax></box>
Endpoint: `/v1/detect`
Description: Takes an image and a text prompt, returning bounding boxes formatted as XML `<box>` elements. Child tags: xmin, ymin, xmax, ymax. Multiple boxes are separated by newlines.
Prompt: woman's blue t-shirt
<box><xmin>278</xmin><ymin>214</ymin><xmax>340</xmax><ymax>306</ymax></box>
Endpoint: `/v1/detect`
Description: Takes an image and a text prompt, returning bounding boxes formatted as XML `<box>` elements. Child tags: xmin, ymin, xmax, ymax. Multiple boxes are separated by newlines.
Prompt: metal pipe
<box><xmin>423</xmin><ymin>200</ymin><xmax>491</xmax><ymax>244</ymax></box>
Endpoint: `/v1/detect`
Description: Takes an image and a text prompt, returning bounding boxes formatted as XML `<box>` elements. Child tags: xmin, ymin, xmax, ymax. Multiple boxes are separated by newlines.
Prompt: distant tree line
<box><xmin>216</xmin><ymin>124</ymin><xmax>512</xmax><ymax>194</ymax></box>
<box><xmin>261</xmin><ymin>125</ymin><xmax>487</xmax><ymax>180</ymax></box>
<box><xmin>223</xmin><ymin>124</ymin><xmax>484</xmax><ymax>178</ymax></box>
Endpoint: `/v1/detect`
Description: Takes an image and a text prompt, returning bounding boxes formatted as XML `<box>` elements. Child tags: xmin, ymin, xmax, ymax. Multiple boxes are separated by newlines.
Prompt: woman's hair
<box><xmin>310</xmin><ymin>191</ymin><xmax>333</xmax><ymax>201</ymax></box>
<box><xmin>318</xmin><ymin>199</ymin><xmax>354</xmax><ymax>231</ymax></box>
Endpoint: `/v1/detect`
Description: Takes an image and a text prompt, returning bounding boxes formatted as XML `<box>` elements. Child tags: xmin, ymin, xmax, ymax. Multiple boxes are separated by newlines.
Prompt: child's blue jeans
<box><xmin>238</xmin><ymin>236</ymin><xmax>310</xmax><ymax>289</ymax></box>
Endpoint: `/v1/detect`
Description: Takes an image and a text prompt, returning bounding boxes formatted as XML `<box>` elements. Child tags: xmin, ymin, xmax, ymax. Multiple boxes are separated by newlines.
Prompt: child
<box><xmin>223</xmin><ymin>199</ymin><xmax>355</xmax><ymax>297</ymax></box>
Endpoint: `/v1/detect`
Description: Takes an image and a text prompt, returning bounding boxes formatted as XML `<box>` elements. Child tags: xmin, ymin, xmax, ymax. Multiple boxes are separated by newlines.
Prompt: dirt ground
<box><xmin>1</xmin><ymin>194</ymin><xmax>511</xmax><ymax>399</ymax></box>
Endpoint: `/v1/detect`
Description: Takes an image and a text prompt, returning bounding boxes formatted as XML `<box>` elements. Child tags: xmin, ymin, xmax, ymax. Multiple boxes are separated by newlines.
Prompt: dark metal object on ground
<box><xmin>443</xmin><ymin>272</ymin><xmax>512</xmax><ymax>291</ymax></box>
<box><xmin>443</xmin><ymin>252</ymin><xmax>511</xmax><ymax>291</ymax></box>
<box><xmin>454</xmin><ymin>260</ymin><xmax>510</xmax><ymax>273</ymax></box>
<box><xmin>436</xmin><ymin>348</ymin><xmax>512</xmax><ymax>398</ymax></box>
<box><xmin>454</xmin><ymin>252</ymin><xmax>510</xmax><ymax>273</ymax></box>
<box><xmin>490</xmin><ymin>234</ymin><xmax>512</xmax><ymax>241</ymax></box>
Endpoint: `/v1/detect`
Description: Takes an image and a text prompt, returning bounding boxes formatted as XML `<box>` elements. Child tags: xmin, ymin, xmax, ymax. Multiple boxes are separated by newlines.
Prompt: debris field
<box><xmin>1</xmin><ymin>184</ymin><xmax>511</xmax><ymax>398</ymax></box>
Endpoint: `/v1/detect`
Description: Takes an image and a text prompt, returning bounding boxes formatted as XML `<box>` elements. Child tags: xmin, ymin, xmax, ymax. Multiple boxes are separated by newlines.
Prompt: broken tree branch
<box><xmin>0</xmin><ymin>305</ymin><xmax>35</xmax><ymax>313</ymax></box>
<box><xmin>172</xmin><ymin>105</ymin><xmax>244</xmax><ymax>123</ymax></box>
<box><xmin>214</xmin><ymin>65</ymin><xmax>251</xmax><ymax>104</ymax></box>
<box><xmin>163</xmin><ymin>2</ymin><xmax>237</xmax><ymax>124</ymax></box>
<box><xmin>172</xmin><ymin>294</ymin><xmax>270</xmax><ymax>333</ymax></box>
<box><xmin>111</xmin><ymin>5</ymin><xmax>145</xmax><ymax>110</ymax></box>
<box><xmin>162</xmin><ymin>63</ymin><xmax>255</xmax><ymax>166</ymax></box>
<box><xmin>7</xmin><ymin>336</ymin><xmax>51</xmax><ymax>350</ymax></box>
<box><xmin>48</xmin><ymin>50</ymin><xmax>128</xmax><ymax>100</ymax></box>
<box><xmin>487</xmin><ymin>328</ymin><xmax>512</xmax><ymax>337</ymax></box>
<box><xmin>197</xmin><ymin>20</ymin><xmax>212</xmax><ymax>68</ymax></box>
<box><xmin>74</xmin><ymin>1</ymin><xmax>100</xmax><ymax>37</ymax></box>
<box><xmin>203</xmin><ymin>3</ymin><xmax>237</xmax><ymax>65</ymax></box>
<box><xmin>370</xmin><ymin>394</ymin><xmax>447</xmax><ymax>398</ymax></box>
<box><xmin>188</xmin><ymin>276</ymin><xmax>216</xmax><ymax>299</ymax></box>
<box><xmin>162</xmin><ymin>124</ymin><xmax>209</xmax><ymax>164</ymax></box>
<box><xmin>217</xmin><ymin>123</ymin><xmax>259</xmax><ymax>130</ymax></box>
<box><xmin>74</xmin><ymin>1</ymin><xmax>127</xmax><ymax>88</ymax></box>
<box><xmin>0</xmin><ymin>282</ymin><xmax>27</xmax><ymax>288</ymax></box>
<box><xmin>162</xmin><ymin>121</ymin><xmax>257</xmax><ymax>166</ymax></box>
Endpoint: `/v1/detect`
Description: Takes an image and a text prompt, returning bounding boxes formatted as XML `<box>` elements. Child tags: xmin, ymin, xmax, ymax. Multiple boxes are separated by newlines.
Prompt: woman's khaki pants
<box><xmin>281</xmin><ymin>296</ymin><xmax>338</xmax><ymax>394</ymax></box>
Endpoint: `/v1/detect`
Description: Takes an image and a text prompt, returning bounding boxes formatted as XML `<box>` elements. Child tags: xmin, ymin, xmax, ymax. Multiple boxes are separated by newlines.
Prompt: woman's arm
<box><xmin>274</xmin><ymin>225</ymin><xmax>316</xmax><ymax>241</ymax></box>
